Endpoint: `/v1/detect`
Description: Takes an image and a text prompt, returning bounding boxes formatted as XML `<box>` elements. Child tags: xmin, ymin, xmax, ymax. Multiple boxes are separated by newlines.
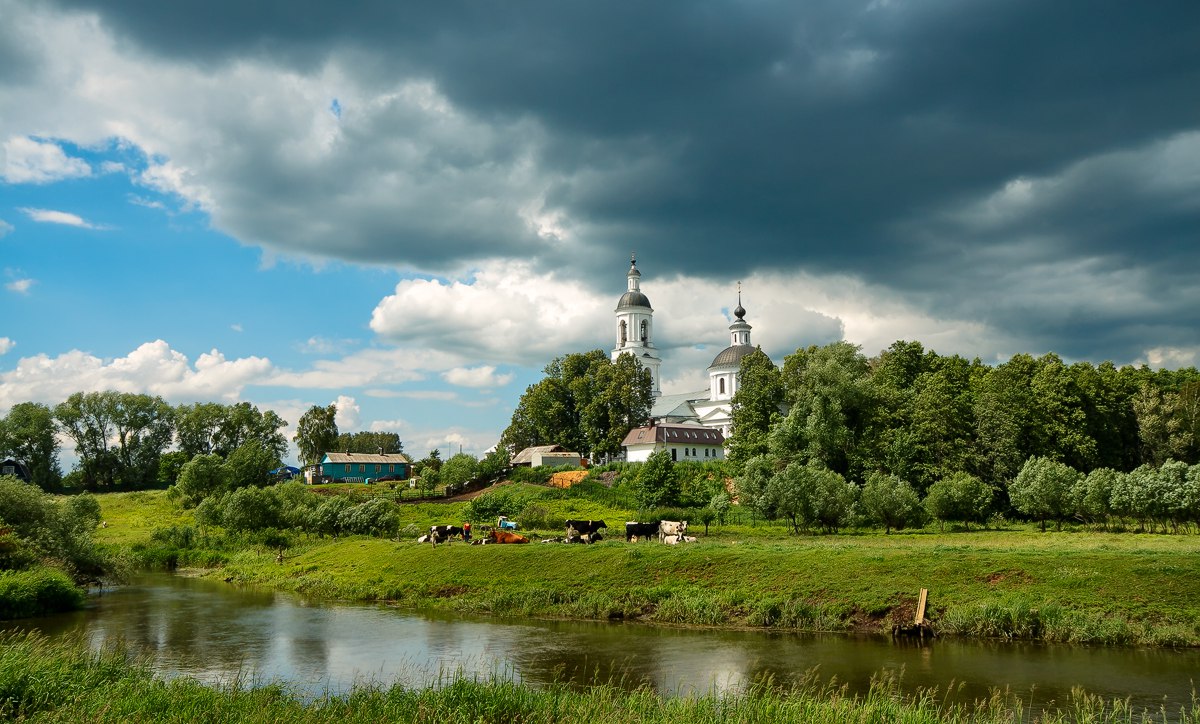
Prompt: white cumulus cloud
<box><xmin>0</xmin><ymin>340</ymin><xmax>275</xmax><ymax>411</ymax></box>
<box><xmin>19</xmin><ymin>207</ymin><xmax>105</xmax><ymax>229</ymax></box>
<box><xmin>333</xmin><ymin>394</ymin><xmax>361</xmax><ymax>430</ymax></box>
<box><xmin>0</xmin><ymin>338</ymin><xmax>13</xmax><ymax>355</ymax></box>
<box><xmin>442</xmin><ymin>365</ymin><xmax>514</xmax><ymax>388</ymax></box>
<box><xmin>1</xmin><ymin>136</ymin><xmax>91</xmax><ymax>184</ymax></box>
<box><xmin>0</xmin><ymin>219</ymin><xmax>13</xmax><ymax>237</ymax></box>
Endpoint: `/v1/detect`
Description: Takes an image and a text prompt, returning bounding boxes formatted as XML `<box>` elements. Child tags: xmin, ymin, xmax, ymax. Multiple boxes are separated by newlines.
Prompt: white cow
<box><xmin>658</xmin><ymin>520</ymin><xmax>688</xmax><ymax>543</ymax></box>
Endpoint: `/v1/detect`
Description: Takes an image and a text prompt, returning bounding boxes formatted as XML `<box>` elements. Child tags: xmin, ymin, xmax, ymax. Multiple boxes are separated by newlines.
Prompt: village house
<box><xmin>621</xmin><ymin>423</ymin><xmax>726</xmax><ymax>463</ymax></box>
<box><xmin>306</xmin><ymin>452</ymin><xmax>410</xmax><ymax>484</ymax></box>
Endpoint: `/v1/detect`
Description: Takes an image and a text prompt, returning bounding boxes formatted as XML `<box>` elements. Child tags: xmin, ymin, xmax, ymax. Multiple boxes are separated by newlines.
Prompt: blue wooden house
<box><xmin>310</xmin><ymin>452</ymin><xmax>410</xmax><ymax>484</ymax></box>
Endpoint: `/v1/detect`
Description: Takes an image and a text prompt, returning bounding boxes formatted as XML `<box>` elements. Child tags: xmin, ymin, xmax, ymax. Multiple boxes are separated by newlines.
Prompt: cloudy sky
<box><xmin>2</xmin><ymin>1</ymin><xmax>1198</xmax><ymax>464</ymax></box>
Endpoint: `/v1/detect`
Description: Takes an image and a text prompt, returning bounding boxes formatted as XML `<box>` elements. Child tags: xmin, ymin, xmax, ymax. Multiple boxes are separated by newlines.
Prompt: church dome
<box><xmin>709</xmin><ymin>344</ymin><xmax>755</xmax><ymax>369</ymax></box>
<box><xmin>617</xmin><ymin>290</ymin><xmax>652</xmax><ymax>309</ymax></box>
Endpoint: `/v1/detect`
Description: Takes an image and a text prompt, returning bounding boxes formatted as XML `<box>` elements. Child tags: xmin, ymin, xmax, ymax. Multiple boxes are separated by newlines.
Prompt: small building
<box><xmin>621</xmin><ymin>423</ymin><xmax>726</xmax><ymax>463</ymax></box>
<box><xmin>0</xmin><ymin>459</ymin><xmax>31</xmax><ymax>483</ymax></box>
<box><xmin>310</xmin><ymin>452</ymin><xmax>410</xmax><ymax>484</ymax></box>
<box><xmin>511</xmin><ymin>444</ymin><xmax>584</xmax><ymax>468</ymax></box>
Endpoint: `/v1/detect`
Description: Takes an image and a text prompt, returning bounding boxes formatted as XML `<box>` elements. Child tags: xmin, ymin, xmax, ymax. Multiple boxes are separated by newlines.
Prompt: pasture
<box><xmin>94</xmin><ymin>488</ymin><xmax>1200</xmax><ymax>645</ymax></box>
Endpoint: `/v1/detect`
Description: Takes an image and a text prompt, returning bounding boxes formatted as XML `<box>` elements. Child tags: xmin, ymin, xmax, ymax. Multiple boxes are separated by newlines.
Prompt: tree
<box><xmin>924</xmin><ymin>472</ymin><xmax>992</xmax><ymax>531</ymax></box>
<box><xmin>0</xmin><ymin>402</ymin><xmax>62</xmax><ymax>490</ymax></box>
<box><xmin>709</xmin><ymin>491</ymin><xmax>732</xmax><ymax>528</ymax></box>
<box><xmin>177</xmin><ymin>402</ymin><xmax>289</xmax><ymax>460</ymax></box>
<box><xmin>861</xmin><ymin>472</ymin><xmax>923</xmax><ymax>533</ymax></box>
<box><xmin>440</xmin><ymin>453</ymin><xmax>478</xmax><ymax>488</ymax></box>
<box><xmin>223</xmin><ymin>439</ymin><xmax>280</xmax><ymax>489</ymax></box>
<box><xmin>735</xmin><ymin>454</ymin><xmax>778</xmax><ymax>521</ymax></box>
<box><xmin>157</xmin><ymin>451</ymin><xmax>190</xmax><ymax>485</ymax></box>
<box><xmin>635</xmin><ymin>449</ymin><xmax>679</xmax><ymax>509</ymax></box>
<box><xmin>222</xmin><ymin>485</ymin><xmax>282</xmax><ymax>532</ymax></box>
<box><xmin>294</xmin><ymin>403</ymin><xmax>339</xmax><ymax>467</ymax></box>
<box><xmin>175</xmin><ymin>402</ymin><xmax>226</xmax><ymax>458</ymax></box>
<box><xmin>110</xmin><ymin>393</ymin><xmax>174</xmax><ymax>487</ymax></box>
<box><xmin>727</xmin><ymin>348</ymin><xmax>785</xmax><ymax>468</ymax></box>
<box><xmin>54</xmin><ymin>391</ymin><xmax>120</xmax><ymax>489</ymax></box>
<box><xmin>501</xmin><ymin>350</ymin><xmax>651</xmax><ymax>458</ymax></box>
<box><xmin>1072</xmin><ymin>468</ymin><xmax>1121</xmax><ymax>528</ymax></box>
<box><xmin>169</xmin><ymin>454</ymin><xmax>227</xmax><ymax>508</ymax></box>
<box><xmin>334</xmin><ymin>431</ymin><xmax>404</xmax><ymax>456</ymax></box>
<box><xmin>1010</xmin><ymin>456</ymin><xmax>1080</xmax><ymax>531</ymax></box>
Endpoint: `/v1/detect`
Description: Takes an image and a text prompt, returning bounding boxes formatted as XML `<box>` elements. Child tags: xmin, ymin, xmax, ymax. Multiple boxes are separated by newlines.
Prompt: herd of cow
<box><xmin>421</xmin><ymin>519</ymin><xmax>694</xmax><ymax>546</ymax></box>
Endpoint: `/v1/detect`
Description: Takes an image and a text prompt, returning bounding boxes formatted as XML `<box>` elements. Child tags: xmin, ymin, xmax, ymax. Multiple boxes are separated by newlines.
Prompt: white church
<box><xmin>613</xmin><ymin>255</ymin><xmax>772</xmax><ymax>462</ymax></box>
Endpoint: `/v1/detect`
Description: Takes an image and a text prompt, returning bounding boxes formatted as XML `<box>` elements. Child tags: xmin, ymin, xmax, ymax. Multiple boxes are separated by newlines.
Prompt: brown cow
<box><xmin>487</xmin><ymin>529</ymin><xmax>530</xmax><ymax>544</ymax></box>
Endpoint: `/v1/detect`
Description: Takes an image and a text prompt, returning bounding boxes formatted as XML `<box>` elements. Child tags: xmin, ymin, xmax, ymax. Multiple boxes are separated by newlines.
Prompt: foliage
<box><xmin>501</xmin><ymin>349</ymin><xmax>651</xmax><ymax>457</ymax></box>
<box><xmin>924</xmin><ymin>472</ymin><xmax>993</xmax><ymax>530</ymax></box>
<box><xmin>440</xmin><ymin>453</ymin><xmax>478</xmax><ymax>488</ymax></box>
<box><xmin>860</xmin><ymin>472</ymin><xmax>923</xmax><ymax>533</ymax></box>
<box><xmin>338</xmin><ymin>498</ymin><xmax>398</xmax><ymax>537</ymax></box>
<box><xmin>54</xmin><ymin>391</ymin><xmax>174</xmax><ymax>490</ymax></box>
<box><xmin>1010</xmin><ymin>456</ymin><xmax>1080</xmax><ymax>531</ymax></box>
<box><xmin>169</xmin><ymin>454</ymin><xmax>227</xmax><ymax>508</ymax></box>
<box><xmin>727</xmin><ymin>348</ymin><xmax>785</xmax><ymax>467</ymax></box>
<box><xmin>0</xmin><ymin>402</ymin><xmax>62</xmax><ymax>490</ymax></box>
<box><xmin>221</xmin><ymin>486</ymin><xmax>283</xmax><ymax>533</ymax></box>
<box><xmin>334</xmin><ymin>430</ymin><xmax>404</xmax><ymax>456</ymax></box>
<box><xmin>293</xmin><ymin>403</ymin><xmax>339</xmax><ymax>467</ymax></box>
<box><xmin>156</xmin><ymin>451</ymin><xmax>189</xmax><ymax>485</ymax></box>
<box><xmin>222</xmin><ymin>439</ymin><xmax>280</xmax><ymax>489</ymax></box>
<box><xmin>634</xmin><ymin>449</ymin><xmax>679</xmax><ymax>508</ymax></box>
<box><xmin>0</xmin><ymin>569</ymin><xmax>85</xmax><ymax>619</ymax></box>
<box><xmin>175</xmin><ymin>401</ymin><xmax>289</xmax><ymax>461</ymax></box>
<box><xmin>0</xmin><ymin>477</ymin><xmax>107</xmax><ymax>580</ymax></box>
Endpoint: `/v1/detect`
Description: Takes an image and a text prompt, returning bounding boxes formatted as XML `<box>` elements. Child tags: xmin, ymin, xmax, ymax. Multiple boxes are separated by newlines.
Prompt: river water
<box><xmin>4</xmin><ymin>574</ymin><xmax>1198</xmax><ymax>716</ymax></box>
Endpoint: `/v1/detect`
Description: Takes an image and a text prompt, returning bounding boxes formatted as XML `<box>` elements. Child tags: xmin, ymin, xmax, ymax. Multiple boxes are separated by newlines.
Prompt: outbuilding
<box><xmin>0</xmin><ymin>458</ymin><xmax>31</xmax><ymax>483</ymax></box>
<box><xmin>310</xmin><ymin>452</ymin><xmax>410</xmax><ymax>484</ymax></box>
<box><xmin>511</xmin><ymin>444</ymin><xmax>584</xmax><ymax>468</ymax></box>
<box><xmin>621</xmin><ymin>423</ymin><xmax>725</xmax><ymax>463</ymax></box>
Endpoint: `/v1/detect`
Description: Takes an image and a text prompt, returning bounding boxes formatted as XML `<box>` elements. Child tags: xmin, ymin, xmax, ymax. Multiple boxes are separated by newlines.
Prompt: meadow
<box><xmin>95</xmin><ymin>486</ymin><xmax>1200</xmax><ymax>647</ymax></box>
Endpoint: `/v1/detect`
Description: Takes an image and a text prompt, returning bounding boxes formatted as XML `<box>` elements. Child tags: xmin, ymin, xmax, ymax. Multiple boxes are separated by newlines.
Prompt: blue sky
<box><xmin>3</xmin><ymin>1</ymin><xmax>1199</xmax><ymax>466</ymax></box>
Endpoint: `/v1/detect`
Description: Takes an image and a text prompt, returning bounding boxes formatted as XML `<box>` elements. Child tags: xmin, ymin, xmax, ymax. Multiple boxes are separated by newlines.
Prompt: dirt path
<box><xmin>402</xmin><ymin>480</ymin><xmax>512</xmax><ymax>504</ymax></box>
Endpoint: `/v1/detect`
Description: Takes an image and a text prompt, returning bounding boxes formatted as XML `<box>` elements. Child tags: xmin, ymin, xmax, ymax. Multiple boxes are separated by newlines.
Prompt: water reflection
<box><xmin>3</xmin><ymin>574</ymin><xmax>1197</xmax><ymax>717</ymax></box>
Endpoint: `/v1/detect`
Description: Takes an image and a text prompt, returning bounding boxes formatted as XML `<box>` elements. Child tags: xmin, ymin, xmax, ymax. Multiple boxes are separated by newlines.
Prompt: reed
<box><xmin>1</xmin><ymin>632</ymin><xmax>1195</xmax><ymax>723</ymax></box>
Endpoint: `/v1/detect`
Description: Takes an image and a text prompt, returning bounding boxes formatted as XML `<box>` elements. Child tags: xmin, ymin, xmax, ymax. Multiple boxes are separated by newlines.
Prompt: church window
<box><xmin>671</xmin><ymin>448</ymin><xmax>677</xmax><ymax>461</ymax></box>
<box><xmin>719</xmin><ymin>378</ymin><xmax>726</xmax><ymax>395</ymax></box>
<box><xmin>641</xmin><ymin>320</ymin><xmax>648</xmax><ymax>341</ymax></box>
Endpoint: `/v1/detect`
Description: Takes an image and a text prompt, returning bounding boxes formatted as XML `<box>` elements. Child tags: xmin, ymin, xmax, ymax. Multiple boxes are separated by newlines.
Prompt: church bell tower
<box><xmin>612</xmin><ymin>253</ymin><xmax>662</xmax><ymax>397</ymax></box>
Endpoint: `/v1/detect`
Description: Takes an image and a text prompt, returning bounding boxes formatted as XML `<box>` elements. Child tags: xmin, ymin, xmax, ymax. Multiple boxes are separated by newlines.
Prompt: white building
<box><xmin>611</xmin><ymin>254</ymin><xmax>663</xmax><ymax>397</ymax></box>
<box><xmin>621</xmin><ymin>423</ymin><xmax>726</xmax><ymax>462</ymax></box>
<box><xmin>609</xmin><ymin>257</ymin><xmax>771</xmax><ymax>440</ymax></box>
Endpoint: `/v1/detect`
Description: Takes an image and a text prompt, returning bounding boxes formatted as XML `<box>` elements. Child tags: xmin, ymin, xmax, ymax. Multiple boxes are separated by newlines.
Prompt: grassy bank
<box><xmin>1</xmin><ymin>632</ymin><xmax>1193</xmax><ymax>723</ymax></box>
<box><xmin>96</xmin><ymin>490</ymin><xmax>1200</xmax><ymax>646</ymax></box>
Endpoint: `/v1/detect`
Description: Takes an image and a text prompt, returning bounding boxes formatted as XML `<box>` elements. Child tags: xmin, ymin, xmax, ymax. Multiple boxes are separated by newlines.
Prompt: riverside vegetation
<box><xmin>4</xmin><ymin>632</ymin><xmax>1196</xmax><ymax>724</ymax></box>
<box><xmin>96</xmin><ymin>459</ymin><xmax>1200</xmax><ymax>648</ymax></box>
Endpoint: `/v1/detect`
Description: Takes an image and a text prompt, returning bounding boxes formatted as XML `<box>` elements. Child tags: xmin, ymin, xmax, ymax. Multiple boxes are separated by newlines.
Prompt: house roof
<box><xmin>650</xmin><ymin>389</ymin><xmax>707</xmax><ymax>421</ymax></box>
<box><xmin>511</xmin><ymin>444</ymin><xmax>570</xmax><ymax>465</ymax></box>
<box><xmin>322</xmin><ymin>452</ymin><xmax>410</xmax><ymax>464</ymax></box>
<box><xmin>622</xmin><ymin>424</ymin><xmax>725</xmax><ymax>447</ymax></box>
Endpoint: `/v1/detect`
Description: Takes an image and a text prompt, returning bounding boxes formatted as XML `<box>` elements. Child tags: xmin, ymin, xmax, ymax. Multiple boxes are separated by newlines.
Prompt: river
<box><xmin>4</xmin><ymin>574</ymin><xmax>1197</xmax><ymax>716</ymax></box>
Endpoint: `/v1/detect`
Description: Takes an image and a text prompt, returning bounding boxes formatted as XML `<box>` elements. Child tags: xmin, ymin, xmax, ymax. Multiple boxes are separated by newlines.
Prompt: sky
<box><xmin>2</xmin><ymin>1</ymin><xmax>1199</xmax><ymax>466</ymax></box>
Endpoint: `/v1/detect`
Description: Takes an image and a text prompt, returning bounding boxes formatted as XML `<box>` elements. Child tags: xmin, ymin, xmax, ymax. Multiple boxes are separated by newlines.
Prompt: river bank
<box><xmin>96</xmin><ymin>490</ymin><xmax>1200</xmax><ymax>646</ymax></box>
<box><xmin>2</xmin><ymin>630</ymin><xmax>1194</xmax><ymax>723</ymax></box>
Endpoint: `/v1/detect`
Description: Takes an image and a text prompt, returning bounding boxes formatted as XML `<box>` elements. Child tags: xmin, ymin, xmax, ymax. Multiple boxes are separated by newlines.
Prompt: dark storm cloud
<box><xmin>47</xmin><ymin>0</ymin><xmax>1200</xmax><ymax>363</ymax></box>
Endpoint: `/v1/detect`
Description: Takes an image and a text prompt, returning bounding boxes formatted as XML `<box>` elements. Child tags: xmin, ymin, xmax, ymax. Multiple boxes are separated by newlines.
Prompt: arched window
<box><xmin>640</xmin><ymin>320</ymin><xmax>648</xmax><ymax>341</ymax></box>
<box><xmin>719</xmin><ymin>378</ymin><xmax>726</xmax><ymax>395</ymax></box>
<box><xmin>619</xmin><ymin>320</ymin><xmax>627</xmax><ymax>345</ymax></box>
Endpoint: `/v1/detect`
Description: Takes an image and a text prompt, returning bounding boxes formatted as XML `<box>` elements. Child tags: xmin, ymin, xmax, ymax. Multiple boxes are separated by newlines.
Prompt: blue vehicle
<box><xmin>497</xmin><ymin>516</ymin><xmax>519</xmax><ymax>531</ymax></box>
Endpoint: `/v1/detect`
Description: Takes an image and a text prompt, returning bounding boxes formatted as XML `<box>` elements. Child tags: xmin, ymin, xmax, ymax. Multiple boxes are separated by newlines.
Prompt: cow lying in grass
<box><xmin>658</xmin><ymin>520</ymin><xmax>688</xmax><ymax>544</ymax></box>
<box><xmin>487</xmin><ymin>529</ymin><xmax>529</xmax><ymax>544</ymax></box>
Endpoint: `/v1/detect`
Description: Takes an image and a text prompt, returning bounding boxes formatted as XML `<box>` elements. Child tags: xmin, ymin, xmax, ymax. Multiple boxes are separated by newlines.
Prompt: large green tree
<box><xmin>501</xmin><ymin>350</ymin><xmax>651</xmax><ymax>458</ymax></box>
<box><xmin>54</xmin><ymin>391</ymin><xmax>174</xmax><ymax>489</ymax></box>
<box><xmin>294</xmin><ymin>404</ymin><xmax>339</xmax><ymax>467</ymax></box>
<box><xmin>0</xmin><ymin>402</ymin><xmax>62</xmax><ymax>490</ymax></box>
<box><xmin>176</xmin><ymin>402</ymin><xmax>288</xmax><ymax>460</ymax></box>
<box><xmin>333</xmin><ymin>431</ymin><xmax>404</xmax><ymax>456</ymax></box>
<box><xmin>727</xmin><ymin>348</ymin><xmax>785</xmax><ymax>468</ymax></box>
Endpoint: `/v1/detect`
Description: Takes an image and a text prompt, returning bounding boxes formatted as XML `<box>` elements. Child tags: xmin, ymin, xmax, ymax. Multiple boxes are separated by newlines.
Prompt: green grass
<box><xmin>0</xmin><ymin>632</ymin><xmax>1194</xmax><ymax>723</ymax></box>
<box><xmin>94</xmin><ymin>490</ymin><xmax>1200</xmax><ymax>646</ymax></box>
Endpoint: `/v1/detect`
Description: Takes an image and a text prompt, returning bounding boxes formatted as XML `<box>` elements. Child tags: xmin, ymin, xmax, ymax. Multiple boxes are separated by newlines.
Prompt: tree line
<box><xmin>729</xmin><ymin>340</ymin><xmax>1200</xmax><ymax>494</ymax></box>
<box><xmin>0</xmin><ymin>393</ymin><xmax>405</xmax><ymax>491</ymax></box>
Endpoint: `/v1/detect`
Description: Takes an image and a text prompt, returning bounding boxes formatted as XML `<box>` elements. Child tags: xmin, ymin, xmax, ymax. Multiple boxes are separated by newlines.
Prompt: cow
<box><xmin>625</xmin><ymin>521</ymin><xmax>661</xmax><ymax>542</ymax></box>
<box><xmin>565</xmin><ymin>519</ymin><xmax>607</xmax><ymax>539</ymax></box>
<box><xmin>487</xmin><ymin>529</ymin><xmax>529</xmax><ymax>544</ymax></box>
<box><xmin>429</xmin><ymin>525</ymin><xmax>464</xmax><ymax>546</ymax></box>
<box><xmin>658</xmin><ymin>520</ymin><xmax>688</xmax><ymax>544</ymax></box>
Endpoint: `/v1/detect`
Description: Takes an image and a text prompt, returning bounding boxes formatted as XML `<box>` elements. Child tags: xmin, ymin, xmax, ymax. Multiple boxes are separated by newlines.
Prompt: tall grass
<box><xmin>0</xmin><ymin>568</ymin><xmax>85</xmax><ymax>620</ymax></box>
<box><xmin>0</xmin><ymin>632</ymin><xmax>1194</xmax><ymax>723</ymax></box>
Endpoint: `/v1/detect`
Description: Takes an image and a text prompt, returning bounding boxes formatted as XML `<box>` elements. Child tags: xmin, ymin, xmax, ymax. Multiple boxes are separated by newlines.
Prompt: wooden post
<box><xmin>914</xmin><ymin>588</ymin><xmax>928</xmax><ymax>626</ymax></box>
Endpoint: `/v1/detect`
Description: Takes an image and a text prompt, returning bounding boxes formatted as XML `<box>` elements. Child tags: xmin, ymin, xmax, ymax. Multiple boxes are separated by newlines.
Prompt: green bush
<box><xmin>0</xmin><ymin>568</ymin><xmax>84</xmax><ymax>619</ymax></box>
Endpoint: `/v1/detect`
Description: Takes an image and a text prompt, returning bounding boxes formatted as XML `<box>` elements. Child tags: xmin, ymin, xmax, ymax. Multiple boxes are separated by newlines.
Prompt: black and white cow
<box><xmin>565</xmin><ymin>519</ymin><xmax>607</xmax><ymax>543</ymax></box>
<box><xmin>625</xmin><ymin>521</ymin><xmax>661</xmax><ymax>542</ymax></box>
<box><xmin>658</xmin><ymin>520</ymin><xmax>688</xmax><ymax>543</ymax></box>
<box><xmin>429</xmin><ymin>525</ymin><xmax>464</xmax><ymax>546</ymax></box>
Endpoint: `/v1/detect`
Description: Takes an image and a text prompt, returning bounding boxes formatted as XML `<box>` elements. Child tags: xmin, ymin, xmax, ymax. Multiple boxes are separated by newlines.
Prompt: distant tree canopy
<box><xmin>727</xmin><ymin>340</ymin><xmax>1199</xmax><ymax>493</ymax></box>
<box><xmin>333</xmin><ymin>431</ymin><xmax>404</xmax><ymax>456</ymax></box>
<box><xmin>501</xmin><ymin>350</ymin><xmax>652</xmax><ymax>458</ymax></box>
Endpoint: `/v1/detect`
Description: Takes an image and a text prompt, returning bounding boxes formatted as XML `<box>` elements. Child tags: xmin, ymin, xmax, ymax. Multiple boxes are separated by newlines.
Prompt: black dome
<box><xmin>617</xmin><ymin>291</ymin><xmax>652</xmax><ymax>309</ymax></box>
<box><xmin>709</xmin><ymin>344</ymin><xmax>755</xmax><ymax>368</ymax></box>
